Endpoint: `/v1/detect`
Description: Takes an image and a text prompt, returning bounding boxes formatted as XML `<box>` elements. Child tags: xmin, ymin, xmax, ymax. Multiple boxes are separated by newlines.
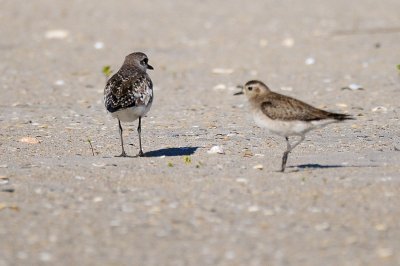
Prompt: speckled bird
<box><xmin>104</xmin><ymin>52</ymin><xmax>154</xmax><ymax>157</ymax></box>
<box><xmin>235</xmin><ymin>80</ymin><xmax>353</xmax><ymax>172</ymax></box>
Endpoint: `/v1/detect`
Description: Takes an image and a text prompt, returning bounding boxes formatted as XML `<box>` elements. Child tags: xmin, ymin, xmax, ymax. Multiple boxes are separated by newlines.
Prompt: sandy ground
<box><xmin>1</xmin><ymin>0</ymin><xmax>400</xmax><ymax>265</ymax></box>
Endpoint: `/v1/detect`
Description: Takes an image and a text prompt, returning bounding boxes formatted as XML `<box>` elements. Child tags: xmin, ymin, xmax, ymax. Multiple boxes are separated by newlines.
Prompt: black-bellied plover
<box><xmin>235</xmin><ymin>80</ymin><xmax>353</xmax><ymax>172</ymax></box>
<box><xmin>104</xmin><ymin>52</ymin><xmax>154</xmax><ymax>157</ymax></box>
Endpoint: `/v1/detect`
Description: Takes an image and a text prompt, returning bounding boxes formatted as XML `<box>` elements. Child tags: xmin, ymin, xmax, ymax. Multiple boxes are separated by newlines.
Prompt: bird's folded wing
<box><xmin>105</xmin><ymin>73</ymin><xmax>153</xmax><ymax>112</ymax></box>
<box><xmin>261</xmin><ymin>93</ymin><xmax>331</xmax><ymax>121</ymax></box>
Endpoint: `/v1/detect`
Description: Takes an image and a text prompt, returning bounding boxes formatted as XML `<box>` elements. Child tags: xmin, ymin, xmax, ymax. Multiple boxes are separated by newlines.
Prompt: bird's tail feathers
<box><xmin>328</xmin><ymin>112</ymin><xmax>354</xmax><ymax>121</ymax></box>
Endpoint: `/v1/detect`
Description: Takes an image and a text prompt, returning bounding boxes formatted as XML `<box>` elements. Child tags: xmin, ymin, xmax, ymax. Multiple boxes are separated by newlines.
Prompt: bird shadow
<box><xmin>144</xmin><ymin>147</ymin><xmax>199</xmax><ymax>157</ymax></box>
<box><xmin>291</xmin><ymin>164</ymin><xmax>345</xmax><ymax>169</ymax></box>
<box><xmin>288</xmin><ymin>163</ymin><xmax>379</xmax><ymax>170</ymax></box>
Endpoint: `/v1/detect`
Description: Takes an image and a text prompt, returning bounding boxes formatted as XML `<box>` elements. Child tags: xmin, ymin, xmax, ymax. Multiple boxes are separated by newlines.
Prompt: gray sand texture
<box><xmin>1</xmin><ymin>0</ymin><xmax>400</xmax><ymax>265</ymax></box>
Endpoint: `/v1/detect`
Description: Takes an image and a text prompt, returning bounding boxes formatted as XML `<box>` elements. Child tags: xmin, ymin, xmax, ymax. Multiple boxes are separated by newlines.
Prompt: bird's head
<box><xmin>234</xmin><ymin>80</ymin><xmax>270</xmax><ymax>99</ymax></box>
<box><xmin>124</xmin><ymin>52</ymin><xmax>154</xmax><ymax>71</ymax></box>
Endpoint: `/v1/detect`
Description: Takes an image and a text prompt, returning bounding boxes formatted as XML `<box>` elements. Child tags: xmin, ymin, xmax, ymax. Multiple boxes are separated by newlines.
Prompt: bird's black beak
<box><xmin>147</xmin><ymin>64</ymin><xmax>154</xmax><ymax>70</ymax></box>
<box><xmin>234</xmin><ymin>85</ymin><xmax>244</xmax><ymax>95</ymax></box>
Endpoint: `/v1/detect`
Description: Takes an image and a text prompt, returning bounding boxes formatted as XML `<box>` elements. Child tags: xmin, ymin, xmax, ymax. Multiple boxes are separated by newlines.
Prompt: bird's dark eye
<box><xmin>141</xmin><ymin>58</ymin><xmax>148</xmax><ymax>65</ymax></box>
<box><xmin>248</xmin><ymin>86</ymin><xmax>253</xmax><ymax>91</ymax></box>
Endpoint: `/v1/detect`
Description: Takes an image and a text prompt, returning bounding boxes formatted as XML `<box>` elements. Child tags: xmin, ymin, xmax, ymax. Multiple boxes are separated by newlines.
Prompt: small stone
<box><xmin>74</xmin><ymin>176</ymin><xmax>85</xmax><ymax>180</ymax></box>
<box><xmin>280</xmin><ymin>86</ymin><xmax>293</xmax><ymax>91</ymax></box>
<box><xmin>315</xmin><ymin>222</ymin><xmax>330</xmax><ymax>231</ymax></box>
<box><xmin>19</xmin><ymin>137</ymin><xmax>40</xmax><ymax>144</ymax></box>
<box><xmin>336</xmin><ymin>103</ymin><xmax>348</xmax><ymax>108</ymax></box>
<box><xmin>235</xmin><ymin>178</ymin><xmax>248</xmax><ymax>184</ymax></box>
<box><xmin>92</xmin><ymin>163</ymin><xmax>106</xmax><ymax>167</ymax></box>
<box><xmin>224</xmin><ymin>251</ymin><xmax>236</xmax><ymax>260</ymax></box>
<box><xmin>372</xmin><ymin>106</ymin><xmax>388</xmax><ymax>113</ymax></box>
<box><xmin>263</xmin><ymin>209</ymin><xmax>274</xmax><ymax>216</ymax></box>
<box><xmin>93</xmin><ymin>197</ymin><xmax>103</xmax><ymax>203</ymax></box>
<box><xmin>305</xmin><ymin>57</ymin><xmax>315</xmax><ymax>65</ymax></box>
<box><xmin>45</xmin><ymin>30</ymin><xmax>69</xmax><ymax>39</ymax></box>
<box><xmin>213</xmin><ymin>84</ymin><xmax>226</xmax><ymax>90</ymax></box>
<box><xmin>207</xmin><ymin>145</ymin><xmax>224</xmax><ymax>154</ymax></box>
<box><xmin>39</xmin><ymin>252</ymin><xmax>52</xmax><ymax>262</ymax></box>
<box><xmin>54</xmin><ymin>80</ymin><xmax>65</xmax><ymax>86</ymax></box>
<box><xmin>94</xmin><ymin>42</ymin><xmax>104</xmax><ymax>49</ymax></box>
<box><xmin>342</xmin><ymin>83</ymin><xmax>364</xmax><ymax>91</ymax></box>
<box><xmin>0</xmin><ymin>176</ymin><xmax>9</xmax><ymax>185</ymax></box>
<box><xmin>282</xmin><ymin>37</ymin><xmax>294</xmax><ymax>47</ymax></box>
<box><xmin>110</xmin><ymin>219</ymin><xmax>120</xmax><ymax>227</ymax></box>
<box><xmin>248</xmin><ymin>205</ymin><xmax>260</xmax><ymax>212</ymax></box>
<box><xmin>243</xmin><ymin>150</ymin><xmax>253</xmax><ymax>157</ymax></box>
<box><xmin>376</xmin><ymin>248</ymin><xmax>393</xmax><ymax>258</ymax></box>
<box><xmin>375</xmin><ymin>224</ymin><xmax>387</xmax><ymax>231</ymax></box>
<box><xmin>253</xmin><ymin>164</ymin><xmax>263</xmax><ymax>170</ymax></box>
<box><xmin>212</xmin><ymin>68</ymin><xmax>234</xmax><ymax>75</ymax></box>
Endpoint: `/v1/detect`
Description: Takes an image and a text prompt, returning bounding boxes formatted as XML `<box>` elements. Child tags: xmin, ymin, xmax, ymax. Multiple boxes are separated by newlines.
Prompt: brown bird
<box><xmin>235</xmin><ymin>80</ymin><xmax>353</xmax><ymax>172</ymax></box>
<box><xmin>104</xmin><ymin>52</ymin><xmax>154</xmax><ymax>157</ymax></box>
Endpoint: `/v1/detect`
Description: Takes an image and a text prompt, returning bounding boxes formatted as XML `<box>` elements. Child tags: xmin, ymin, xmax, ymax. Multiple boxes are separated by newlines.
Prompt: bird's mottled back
<box><xmin>104</xmin><ymin>52</ymin><xmax>153</xmax><ymax>113</ymax></box>
<box><xmin>104</xmin><ymin>72</ymin><xmax>153</xmax><ymax>113</ymax></box>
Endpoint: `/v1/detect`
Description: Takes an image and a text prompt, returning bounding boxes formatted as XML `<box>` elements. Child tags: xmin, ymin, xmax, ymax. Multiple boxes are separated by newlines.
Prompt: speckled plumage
<box><xmin>104</xmin><ymin>52</ymin><xmax>154</xmax><ymax>157</ymax></box>
<box><xmin>104</xmin><ymin>71</ymin><xmax>153</xmax><ymax>114</ymax></box>
<box><xmin>235</xmin><ymin>80</ymin><xmax>353</xmax><ymax>172</ymax></box>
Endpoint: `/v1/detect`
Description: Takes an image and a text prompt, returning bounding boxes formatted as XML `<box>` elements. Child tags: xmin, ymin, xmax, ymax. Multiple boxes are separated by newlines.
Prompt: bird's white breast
<box><xmin>111</xmin><ymin>102</ymin><xmax>152</xmax><ymax>122</ymax></box>
<box><xmin>252</xmin><ymin>110</ymin><xmax>315</xmax><ymax>137</ymax></box>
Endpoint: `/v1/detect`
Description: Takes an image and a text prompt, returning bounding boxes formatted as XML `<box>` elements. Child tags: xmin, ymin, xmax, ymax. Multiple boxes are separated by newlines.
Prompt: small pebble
<box><xmin>212</xmin><ymin>68</ymin><xmax>234</xmax><ymax>74</ymax></box>
<box><xmin>94</xmin><ymin>42</ymin><xmax>104</xmax><ymax>49</ymax></box>
<box><xmin>92</xmin><ymin>163</ymin><xmax>106</xmax><ymax>167</ymax></box>
<box><xmin>235</xmin><ymin>178</ymin><xmax>248</xmax><ymax>184</ymax></box>
<box><xmin>342</xmin><ymin>83</ymin><xmax>364</xmax><ymax>91</ymax></box>
<box><xmin>315</xmin><ymin>222</ymin><xmax>330</xmax><ymax>231</ymax></box>
<box><xmin>253</xmin><ymin>164</ymin><xmax>263</xmax><ymax>170</ymax></box>
<box><xmin>19</xmin><ymin>137</ymin><xmax>40</xmax><ymax>144</ymax></box>
<box><xmin>207</xmin><ymin>145</ymin><xmax>224</xmax><ymax>154</ymax></box>
<box><xmin>372</xmin><ymin>106</ymin><xmax>387</xmax><ymax>113</ymax></box>
<box><xmin>263</xmin><ymin>209</ymin><xmax>274</xmax><ymax>216</ymax></box>
<box><xmin>0</xmin><ymin>177</ymin><xmax>9</xmax><ymax>185</ymax></box>
<box><xmin>305</xmin><ymin>57</ymin><xmax>315</xmax><ymax>65</ymax></box>
<box><xmin>54</xmin><ymin>80</ymin><xmax>65</xmax><ymax>86</ymax></box>
<box><xmin>281</xmin><ymin>37</ymin><xmax>294</xmax><ymax>47</ymax></box>
<box><xmin>224</xmin><ymin>251</ymin><xmax>236</xmax><ymax>260</ymax></box>
<box><xmin>375</xmin><ymin>224</ymin><xmax>387</xmax><ymax>231</ymax></box>
<box><xmin>280</xmin><ymin>86</ymin><xmax>293</xmax><ymax>91</ymax></box>
<box><xmin>45</xmin><ymin>30</ymin><xmax>69</xmax><ymax>39</ymax></box>
<box><xmin>248</xmin><ymin>205</ymin><xmax>260</xmax><ymax>212</ymax></box>
<box><xmin>376</xmin><ymin>248</ymin><xmax>393</xmax><ymax>258</ymax></box>
<box><xmin>213</xmin><ymin>84</ymin><xmax>226</xmax><ymax>90</ymax></box>
<box><xmin>39</xmin><ymin>252</ymin><xmax>52</xmax><ymax>262</ymax></box>
<box><xmin>93</xmin><ymin>197</ymin><xmax>103</xmax><ymax>203</ymax></box>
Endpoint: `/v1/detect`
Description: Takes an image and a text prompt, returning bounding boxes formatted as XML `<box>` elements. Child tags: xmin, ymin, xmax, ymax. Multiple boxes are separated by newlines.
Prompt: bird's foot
<box><xmin>137</xmin><ymin>150</ymin><xmax>145</xmax><ymax>157</ymax></box>
<box><xmin>116</xmin><ymin>151</ymin><xmax>128</xmax><ymax>157</ymax></box>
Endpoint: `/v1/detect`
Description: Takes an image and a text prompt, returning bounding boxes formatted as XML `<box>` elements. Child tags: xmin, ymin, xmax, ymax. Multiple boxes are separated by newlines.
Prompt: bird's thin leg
<box><xmin>116</xmin><ymin>119</ymin><xmax>127</xmax><ymax>157</ymax></box>
<box><xmin>290</xmin><ymin>135</ymin><xmax>305</xmax><ymax>152</ymax></box>
<box><xmin>137</xmin><ymin>117</ymin><xmax>144</xmax><ymax>157</ymax></box>
<box><xmin>281</xmin><ymin>137</ymin><xmax>291</xmax><ymax>172</ymax></box>
<box><xmin>281</xmin><ymin>135</ymin><xmax>305</xmax><ymax>171</ymax></box>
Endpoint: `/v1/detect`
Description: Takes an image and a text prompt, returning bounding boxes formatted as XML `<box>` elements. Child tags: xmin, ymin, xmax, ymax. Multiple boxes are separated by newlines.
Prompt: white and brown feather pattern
<box><xmin>260</xmin><ymin>92</ymin><xmax>349</xmax><ymax>121</ymax></box>
<box><xmin>104</xmin><ymin>72</ymin><xmax>153</xmax><ymax>113</ymax></box>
